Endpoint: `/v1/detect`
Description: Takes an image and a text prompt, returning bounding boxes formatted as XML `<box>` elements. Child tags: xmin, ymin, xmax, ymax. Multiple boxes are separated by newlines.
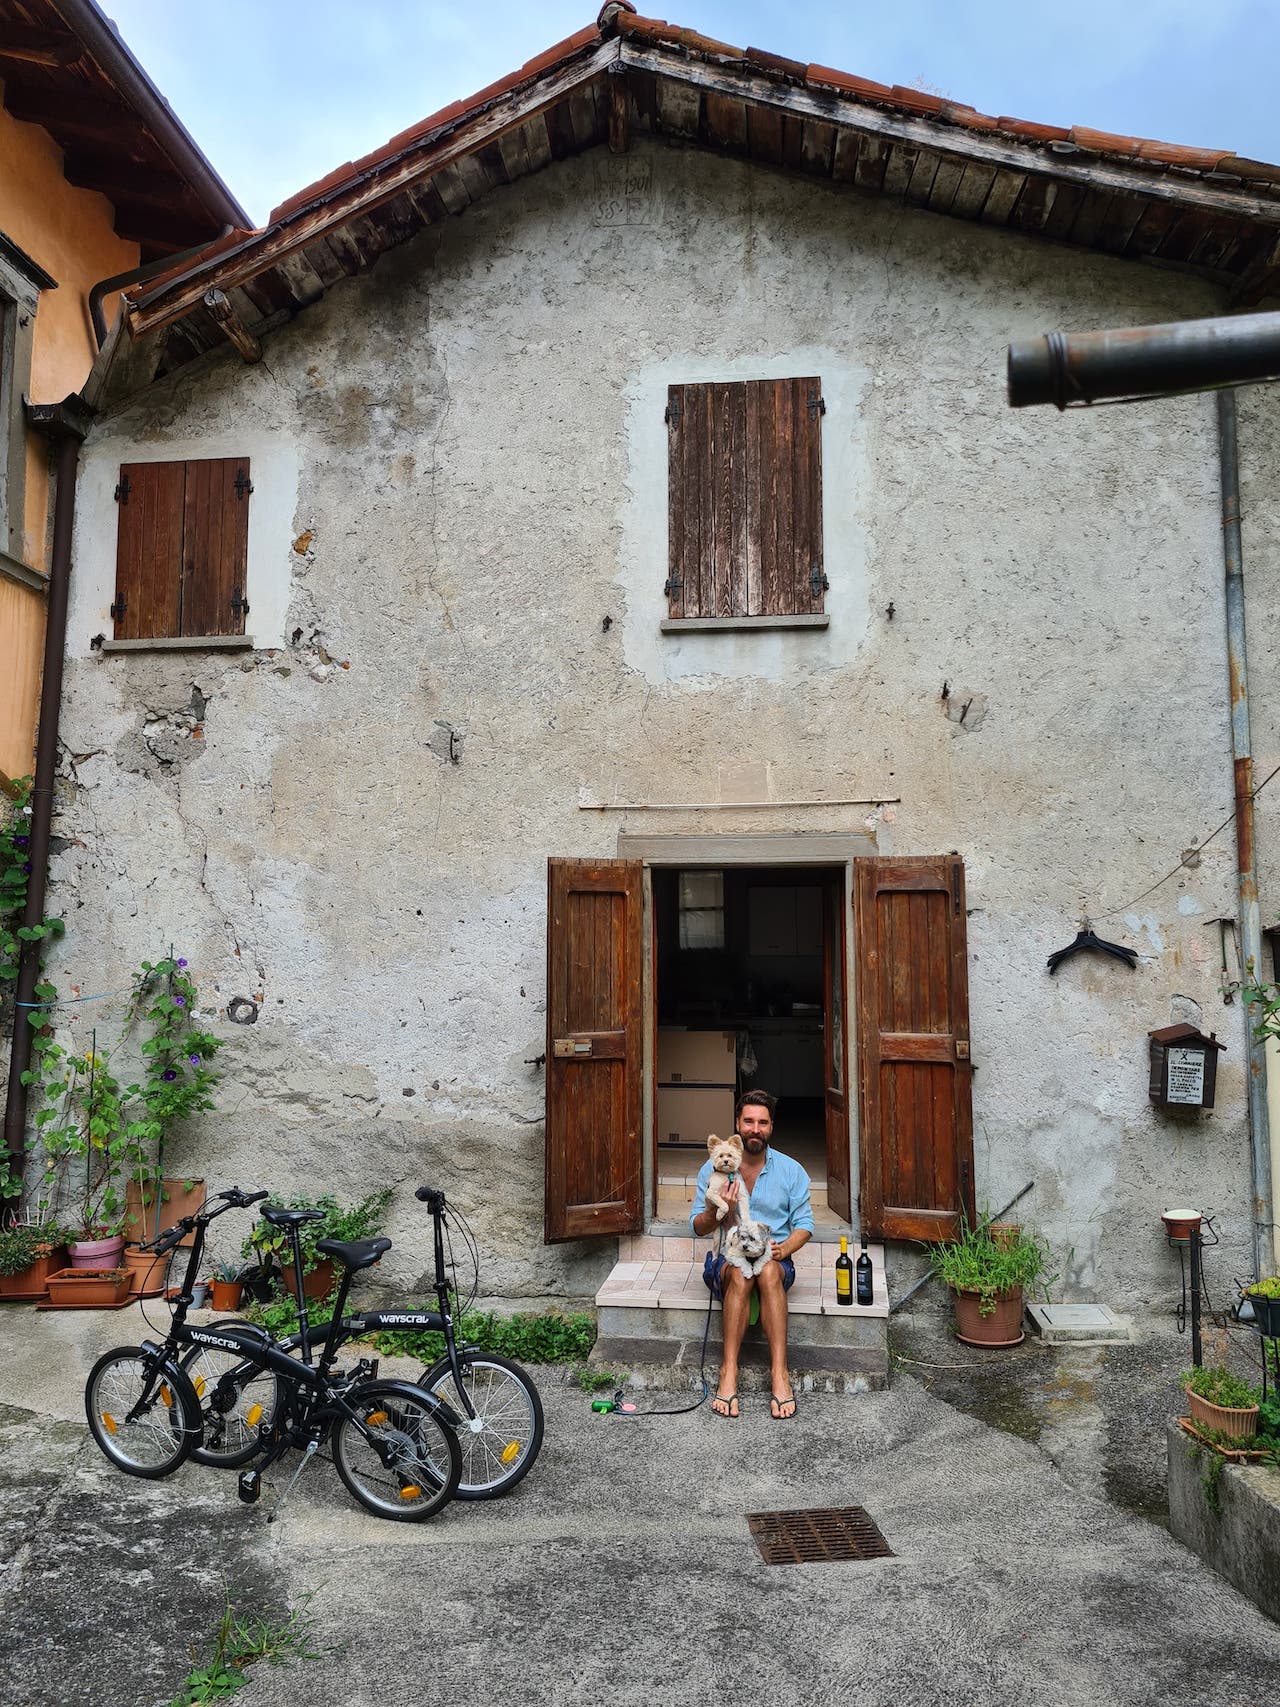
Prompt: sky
<box><xmin>102</xmin><ymin>0</ymin><xmax>1280</xmax><ymax>228</ymax></box>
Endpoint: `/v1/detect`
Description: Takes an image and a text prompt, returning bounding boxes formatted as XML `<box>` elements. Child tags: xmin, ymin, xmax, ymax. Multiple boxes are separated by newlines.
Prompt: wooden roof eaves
<box><xmin>618</xmin><ymin>40</ymin><xmax>1280</xmax><ymax>228</ymax></box>
<box><xmin>125</xmin><ymin>34</ymin><xmax>621</xmax><ymax>341</ymax></box>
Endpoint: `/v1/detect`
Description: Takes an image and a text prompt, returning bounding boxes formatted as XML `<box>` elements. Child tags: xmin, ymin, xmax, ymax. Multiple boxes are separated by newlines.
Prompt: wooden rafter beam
<box><xmin>203</xmin><ymin>288</ymin><xmax>261</xmax><ymax>362</ymax></box>
<box><xmin>0</xmin><ymin>23</ymin><xmax>82</xmax><ymax>68</ymax></box>
<box><xmin>63</xmin><ymin>152</ymin><xmax>188</xmax><ymax>205</ymax></box>
<box><xmin>608</xmin><ymin>65</ymin><xmax>629</xmax><ymax>154</ymax></box>
<box><xmin>4</xmin><ymin>83</ymin><xmax>147</xmax><ymax>150</ymax></box>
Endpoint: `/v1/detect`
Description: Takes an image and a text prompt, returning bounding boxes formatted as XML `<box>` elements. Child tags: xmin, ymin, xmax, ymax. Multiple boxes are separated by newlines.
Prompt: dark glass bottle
<box><xmin>835</xmin><ymin>1235</ymin><xmax>853</xmax><ymax>1306</ymax></box>
<box><xmin>856</xmin><ymin>1238</ymin><xmax>874</xmax><ymax>1306</ymax></box>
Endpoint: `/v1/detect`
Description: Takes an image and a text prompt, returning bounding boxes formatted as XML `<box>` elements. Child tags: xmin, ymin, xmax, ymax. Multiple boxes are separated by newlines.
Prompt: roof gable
<box><xmin>96</xmin><ymin>4</ymin><xmax>1280</xmax><ymax>403</ymax></box>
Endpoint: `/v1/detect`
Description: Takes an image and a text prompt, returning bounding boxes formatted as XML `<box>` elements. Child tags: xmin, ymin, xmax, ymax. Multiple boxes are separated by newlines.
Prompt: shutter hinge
<box><xmin>664</xmin><ymin>398</ymin><xmax>681</xmax><ymax>427</ymax></box>
<box><xmin>952</xmin><ymin>861</ymin><xmax>962</xmax><ymax>913</ymax></box>
<box><xmin>109</xmin><ymin>592</ymin><xmax>126</xmax><ymax>621</ymax></box>
<box><xmin>231</xmin><ymin>587</ymin><xmax>250</xmax><ymax>618</ymax></box>
<box><xmin>235</xmin><ymin>469</ymin><xmax>254</xmax><ymax>499</ymax></box>
<box><xmin>808</xmin><ymin>390</ymin><xmax>825</xmax><ymax>420</ymax></box>
<box><xmin>114</xmin><ymin>473</ymin><xmax>130</xmax><ymax>504</ymax></box>
<box><xmin>663</xmin><ymin>571</ymin><xmax>683</xmax><ymax>600</ymax></box>
<box><xmin>809</xmin><ymin>564</ymin><xmax>829</xmax><ymax>598</ymax></box>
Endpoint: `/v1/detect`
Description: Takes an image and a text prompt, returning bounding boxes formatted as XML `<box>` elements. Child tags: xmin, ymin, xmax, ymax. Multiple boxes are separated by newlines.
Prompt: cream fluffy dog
<box><xmin>704</xmin><ymin>1133</ymin><xmax>773</xmax><ymax>1279</ymax></box>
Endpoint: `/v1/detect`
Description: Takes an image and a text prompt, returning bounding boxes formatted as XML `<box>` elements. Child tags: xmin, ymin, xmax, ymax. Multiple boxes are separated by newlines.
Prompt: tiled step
<box><xmin>593</xmin><ymin>1235</ymin><xmax>890</xmax><ymax>1390</ymax></box>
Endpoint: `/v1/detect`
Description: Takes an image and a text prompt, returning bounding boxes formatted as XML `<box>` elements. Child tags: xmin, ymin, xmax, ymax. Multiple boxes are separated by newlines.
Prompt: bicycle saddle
<box><xmin>316</xmin><ymin>1236</ymin><xmax>391</xmax><ymax>1271</ymax></box>
<box><xmin>259</xmin><ymin>1206</ymin><xmax>327</xmax><ymax>1227</ymax></box>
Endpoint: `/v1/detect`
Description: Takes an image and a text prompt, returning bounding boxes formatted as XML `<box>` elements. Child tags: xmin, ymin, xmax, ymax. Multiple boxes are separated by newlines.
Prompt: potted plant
<box><xmin>209</xmin><ymin>1258</ymin><xmax>244</xmax><ymax>1313</ymax></box>
<box><xmin>245</xmin><ymin>1189</ymin><xmax>392</xmax><ymax>1302</ymax></box>
<box><xmin>927</xmin><ymin>1217</ymin><xmax>1054</xmax><ymax>1347</ymax></box>
<box><xmin>44</xmin><ymin>1264</ymin><xmax>131</xmax><ymax>1308</ymax></box>
<box><xmin>1245</xmin><ymin>1277</ymin><xmax>1280</xmax><ymax>1339</ymax></box>
<box><xmin>1183</xmin><ymin>1365</ymin><xmax>1261</xmax><ymax>1442</ymax></box>
<box><xmin>0</xmin><ymin>1219</ymin><xmax>67</xmax><ymax>1301</ymax></box>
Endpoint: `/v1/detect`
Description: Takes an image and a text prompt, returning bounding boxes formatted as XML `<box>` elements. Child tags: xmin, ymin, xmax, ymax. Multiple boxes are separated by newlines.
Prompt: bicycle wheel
<box><xmin>332</xmin><ymin>1381</ymin><xmax>460</xmax><ymax>1522</ymax></box>
<box><xmin>85</xmin><ymin>1346</ymin><xmax>200</xmax><ymax>1479</ymax></box>
<box><xmin>179</xmin><ymin>1322</ymin><xmax>280</xmax><ymax>1469</ymax></box>
<box><xmin>422</xmin><ymin>1352</ymin><xmax>544</xmax><ymax>1499</ymax></box>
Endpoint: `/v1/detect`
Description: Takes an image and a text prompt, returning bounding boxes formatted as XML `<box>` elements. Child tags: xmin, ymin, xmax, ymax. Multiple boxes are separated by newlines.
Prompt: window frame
<box><xmin>0</xmin><ymin>232</ymin><xmax>52</xmax><ymax>572</ymax></box>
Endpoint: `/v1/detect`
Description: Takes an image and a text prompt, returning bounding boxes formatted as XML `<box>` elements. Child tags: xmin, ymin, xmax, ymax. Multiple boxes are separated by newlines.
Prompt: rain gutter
<box><xmin>2</xmin><ymin>396</ymin><xmax>92</xmax><ymax>1183</ymax></box>
<box><xmin>1217</xmin><ymin>387</ymin><xmax>1275</xmax><ymax>1278</ymax></box>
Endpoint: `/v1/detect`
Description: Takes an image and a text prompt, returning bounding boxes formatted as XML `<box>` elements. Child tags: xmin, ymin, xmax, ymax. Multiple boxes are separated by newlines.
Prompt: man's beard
<box><xmin>742</xmin><ymin>1134</ymin><xmax>768</xmax><ymax>1152</ymax></box>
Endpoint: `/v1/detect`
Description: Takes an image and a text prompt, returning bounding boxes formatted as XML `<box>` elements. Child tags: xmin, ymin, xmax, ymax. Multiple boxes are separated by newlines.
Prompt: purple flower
<box><xmin>13</xmin><ymin>834</ymin><xmax>27</xmax><ymax>847</ymax></box>
<box><xmin>177</xmin><ymin>958</ymin><xmax>188</xmax><ymax>968</ymax></box>
<box><xmin>173</xmin><ymin>994</ymin><xmax>186</xmax><ymax>1006</ymax></box>
<box><xmin>189</xmin><ymin>1053</ymin><xmax>201</xmax><ymax>1066</ymax></box>
<box><xmin>162</xmin><ymin>1069</ymin><xmax>178</xmax><ymax>1082</ymax></box>
<box><xmin>22</xmin><ymin>861</ymin><xmax>31</xmax><ymax>873</ymax></box>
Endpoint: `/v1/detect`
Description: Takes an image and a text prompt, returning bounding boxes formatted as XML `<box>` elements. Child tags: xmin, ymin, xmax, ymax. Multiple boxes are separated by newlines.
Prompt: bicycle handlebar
<box><xmin>141</xmin><ymin>1186</ymin><xmax>268</xmax><ymax>1251</ymax></box>
<box><xmin>415</xmin><ymin>1185</ymin><xmax>446</xmax><ymax>1209</ymax></box>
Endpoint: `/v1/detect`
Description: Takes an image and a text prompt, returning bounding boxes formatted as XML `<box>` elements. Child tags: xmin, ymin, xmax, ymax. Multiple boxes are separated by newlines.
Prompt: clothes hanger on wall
<box><xmin>1046</xmin><ymin>920</ymin><xmax>1139</xmax><ymax>975</ymax></box>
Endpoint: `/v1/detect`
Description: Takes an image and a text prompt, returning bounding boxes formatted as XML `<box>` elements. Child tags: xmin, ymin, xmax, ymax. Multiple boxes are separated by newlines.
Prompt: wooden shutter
<box><xmin>113</xmin><ymin>461</ymin><xmax>184</xmax><ymax>639</ymax></box>
<box><xmin>544</xmin><ymin>858</ymin><xmax>643</xmax><ymax>1242</ymax></box>
<box><xmin>667</xmin><ymin>377</ymin><xmax>823</xmax><ymax>619</ymax></box>
<box><xmin>181</xmin><ymin>457</ymin><xmax>250</xmax><ymax>637</ymax></box>
<box><xmin>854</xmin><ymin>855</ymin><xmax>975</xmax><ymax>1241</ymax></box>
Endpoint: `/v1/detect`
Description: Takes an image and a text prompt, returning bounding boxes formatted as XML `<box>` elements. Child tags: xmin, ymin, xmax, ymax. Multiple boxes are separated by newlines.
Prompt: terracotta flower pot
<box><xmin>0</xmin><ymin>1243</ymin><xmax>67</xmax><ymax>1302</ymax></box>
<box><xmin>122</xmin><ymin>1244</ymin><xmax>167</xmax><ymax>1299</ymax></box>
<box><xmin>278</xmin><ymin>1258</ymin><xmax>336</xmax><ymax>1303</ymax></box>
<box><xmin>988</xmin><ymin>1223</ymin><xmax>1021</xmax><ymax>1250</ymax></box>
<box><xmin>1186</xmin><ymin>1388</ymin><xmax>1259</xmax><ymax>1442</ymax></box>
<box><xmin>69</xmin><ymin>1235</ymin><xmax>126</xmax><ymax>1271</ymax></box>
<box><xmin>124</xmin><ymin>1178</ymin><xmax>206</xmax><ymax>1246</ymax></box>
<box><xmin>209</xmin><ymin>1279</ymin><xmax>243</xmax><ymax>1312</ymax></box>
<box><xmin>45</xmin><ymin>1267</ymin><xmax>132</xmax><ymax>1308</ymax></box>
<box><xmin>951</xmin><ymin>1285</ymin><xmax>1025</xmax><ymax>1347</ymax></box>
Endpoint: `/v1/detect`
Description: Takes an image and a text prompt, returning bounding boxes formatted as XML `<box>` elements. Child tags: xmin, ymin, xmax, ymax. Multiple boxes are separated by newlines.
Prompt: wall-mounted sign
<box><xmin>1148</xmin><ymin>1023</ymin><xmax>1225</xmax><ymax>1111</ymax></box>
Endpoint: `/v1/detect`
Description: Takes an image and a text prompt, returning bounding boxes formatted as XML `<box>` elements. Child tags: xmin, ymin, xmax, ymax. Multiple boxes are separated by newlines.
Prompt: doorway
<box><xmin>651</xmin><ymin>865</ymin><xmax>850</xmax><ymax>1229</ymax></box>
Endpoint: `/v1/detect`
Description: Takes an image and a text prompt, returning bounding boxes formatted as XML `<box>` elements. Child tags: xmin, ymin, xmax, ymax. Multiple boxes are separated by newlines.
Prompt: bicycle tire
<box><xmin>179</xmin><ymin>1320</ymin><xmax>281</xmax><ymax>1469</ymax></box>
<box><xmin>331</xmin><ymin>1380</ymin><xmax>460</xmax><ymax>1522</ymax></box>
<box><xmin>85</xmin><ymin>1345</ymin><xmax>201</xmax><ymax>1479</ymax></box>
<box><xmin>421</xmin><ymin>1351</ymin><xmax>544</xmax><ymax>1499</ymax></box>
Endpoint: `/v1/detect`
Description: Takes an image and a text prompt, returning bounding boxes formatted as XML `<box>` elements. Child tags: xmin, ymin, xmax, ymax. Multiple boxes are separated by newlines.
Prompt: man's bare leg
<box><xmin>757</xmin><ymin>1261</ymin><xmax>796</xmax><ymax>1417</ymax></box>
<box><xmin>714</xmin><ymin>1266</ymin><xmax>754</xmax><ymax>1416</ymax></box>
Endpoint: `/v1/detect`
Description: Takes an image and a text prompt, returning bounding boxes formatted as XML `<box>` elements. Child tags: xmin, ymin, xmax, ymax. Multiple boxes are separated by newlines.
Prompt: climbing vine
<box><xmin>1</xmin><ymin>778</ymin><xmax>63</xmax><ymax>1206</ymax></box>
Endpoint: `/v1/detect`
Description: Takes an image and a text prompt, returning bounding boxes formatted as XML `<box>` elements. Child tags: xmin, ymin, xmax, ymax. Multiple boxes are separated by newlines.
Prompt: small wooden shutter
<box><xmin>113</xmin><ymin>461</ymin><xmax>185</xmax><ymax>639</ymax></box>
<box><xmin>854</xmin><ymin>855</ymin><xmax>975</xmax><ymax>1242</ymax></box>
<box><xmin>544</xmin><ymin>858</ymin><xmax>643</xmax><ymax>1242</ymax></box>
<box><xmin>667</xmin><ymin>377</ymin><xmax>823</xmax><ymax>619</ymax></box>
<box><xmin>113</xmin><ymin>457</ymin><xmax>250</xmax><ymax>639</ymax></box>
<box><xmin>181</xmin><ymin>457</ymin><xmax>250</xmax><ymax>637</ymax></box>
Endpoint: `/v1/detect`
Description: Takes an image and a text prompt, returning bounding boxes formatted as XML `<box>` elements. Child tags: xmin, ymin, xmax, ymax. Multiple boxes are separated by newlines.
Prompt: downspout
<box><xmin>1216</xmin><ymin>387</ymin><xmax>1275</xmax><ymax>1277</ymax></box>
<box><xmin>2</xmin><ymin>396</ymin><xmax>92</xmax><ymax>1183</ymax></box>
<box><xmin>89</xmin><ymin>225</ymin><xmax>235</xmax><ymax>351</ymax></box>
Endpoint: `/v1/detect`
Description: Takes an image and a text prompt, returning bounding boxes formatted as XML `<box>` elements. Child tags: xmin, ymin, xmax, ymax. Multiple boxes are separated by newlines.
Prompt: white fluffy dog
<box><xmin>724</xmin><ymin>1216</ymin><xmax>772</xmax><ymax>1279</ymax></box>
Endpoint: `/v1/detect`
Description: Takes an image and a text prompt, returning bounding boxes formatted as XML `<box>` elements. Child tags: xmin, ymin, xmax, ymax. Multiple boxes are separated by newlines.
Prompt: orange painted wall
<box><xmin>0</xmin><ymin>80</ymin><xmax>139</xmax><ymax>569</ymax></box>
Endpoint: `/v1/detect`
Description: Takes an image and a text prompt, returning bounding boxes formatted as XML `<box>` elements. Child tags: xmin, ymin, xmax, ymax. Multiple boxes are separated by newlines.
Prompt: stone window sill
<box><xmin>97</xmin><ymin>635</ymin><xmax>256</xmax><ymax>653</ymax></box>
<box><xmin>660</xmin><ymin>615</ymin><xmax>829</xmax><ymax>634</ymax></box>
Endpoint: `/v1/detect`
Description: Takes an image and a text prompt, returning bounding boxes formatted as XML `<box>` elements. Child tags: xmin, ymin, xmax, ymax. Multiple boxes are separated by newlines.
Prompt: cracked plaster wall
<box><xmin>36</xmin><ymin>141</ymin><xmax>1273</xmax><ymax>1306</ymax></box>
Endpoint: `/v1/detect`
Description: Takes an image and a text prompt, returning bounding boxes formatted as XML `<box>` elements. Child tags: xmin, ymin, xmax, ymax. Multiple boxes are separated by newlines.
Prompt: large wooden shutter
<box><xmin>544</xmin><ymin>858</ymin><xmax>643</xmax><ymax>1242</ymax></box>
<box><xmin>113</xmin><ymin>461</ymin><xmax>185</xmax><ymax>639</ymax></box>
<box><xmin>181</xmin><ymin>457</ymin><xmax>250</xmax><ymax>637</ymax></box>
<box><xmin>855</xmin><ymin>855</ymin><xmax>975</xmax><ymax>1242</ymax></box>
<box><xmin>667</xmin><ymin>377</ymin><xmax>823</xmax><ymax>618</ymax></box>
<box><xmin>113</xmin><ymin>458</ymin><xmax>250</xmax><ymax>639</ymax></box>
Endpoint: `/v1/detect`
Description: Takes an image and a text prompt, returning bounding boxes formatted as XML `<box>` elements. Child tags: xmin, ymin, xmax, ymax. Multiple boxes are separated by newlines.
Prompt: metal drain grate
<box><xmin>746</xmin><ymin>1506</ymin><xmax>894</xmax><ymax>1565</ymax></box>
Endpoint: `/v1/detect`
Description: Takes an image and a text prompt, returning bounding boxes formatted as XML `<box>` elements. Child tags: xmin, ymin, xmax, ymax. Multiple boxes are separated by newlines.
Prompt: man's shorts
<box><xmin>703</xmin><ymin>1251</ymin><xmax>796</xmax><ymax>1300</ymax></box>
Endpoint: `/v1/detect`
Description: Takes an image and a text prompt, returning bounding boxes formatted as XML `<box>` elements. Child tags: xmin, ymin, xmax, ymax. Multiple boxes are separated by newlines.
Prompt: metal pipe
<box><xmin>1007</xmin><ymin>310</ymin><xmax>1280</xmax><ymax>409</ymax></box>
<box><xmin>2</xmin><ymin>403</ymin><xmax>88</xmax><ymax>1179</ymax></box>
<box><xmin>1217</xmin><ymin>387</ymin><xmax>1274</xmax><ymax>1281</ymax></box>
<box><xmin>89</xmin><ymin>226</ymin><xmax>234</xmax><ymax>350</ymax></box>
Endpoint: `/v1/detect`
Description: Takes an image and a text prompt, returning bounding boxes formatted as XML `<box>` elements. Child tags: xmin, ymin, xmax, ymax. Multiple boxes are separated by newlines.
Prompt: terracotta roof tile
<box><xmin>1069</xmin><ymin>126</ymin><xmax>1143</xmax><ymax>157</ymax></box>
<box><xmin>997</xmin><ymin>118</ymin><xmax>1072</xmax><ymax>143</ymax></box>
<box><xmin>807</xmin><ymin>64</ymin><xmax>893</xmax><ymax>102</ymax></box>
<box><xmin>744</xmin><ymin>46</ymin><xmax>807</xmax><ymax>80</ymax></box>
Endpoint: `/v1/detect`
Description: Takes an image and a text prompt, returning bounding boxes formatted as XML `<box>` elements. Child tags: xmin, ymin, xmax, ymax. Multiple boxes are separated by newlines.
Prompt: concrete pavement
<box><xmin>2</xmin><ymin>1301</ymin><xmax>1279</xmax><ymax>1707</ymax></box>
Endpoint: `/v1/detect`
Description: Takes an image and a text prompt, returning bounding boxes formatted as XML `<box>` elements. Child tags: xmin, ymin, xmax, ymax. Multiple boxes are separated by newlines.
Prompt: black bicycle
<box><xmin>85</xmin><ymin>1188</ymin><xmax>461</xmax><ymax>1523</ymax></box>
<box><xmin>193</xmin><ymin>1184</ymin><xmax>544</xmax><ymax>1499</ymax></box>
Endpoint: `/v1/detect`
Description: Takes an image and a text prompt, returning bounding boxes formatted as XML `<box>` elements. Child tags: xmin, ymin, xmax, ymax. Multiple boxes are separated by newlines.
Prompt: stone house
<box><xmin>17</xmin><ymin>5</ymin><xmax>1280</xmax><ymax>1312</ymax></box>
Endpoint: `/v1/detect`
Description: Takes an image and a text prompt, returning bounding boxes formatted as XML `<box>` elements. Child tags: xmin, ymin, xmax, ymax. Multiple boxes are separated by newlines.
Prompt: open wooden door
<box><xmin>544</xmin><ymin>858</ymin><xmax>643</xmax><ymax>1242</ymax></box>
<box><xmin>823</xmin><ymin>875</ymin><xmax>851</xmax><ymax>1222</ymax></box>
<box><xmin>854</xmin><ymin>855</ymin><xmax>975</xmax><ymax>1241</ymax></box>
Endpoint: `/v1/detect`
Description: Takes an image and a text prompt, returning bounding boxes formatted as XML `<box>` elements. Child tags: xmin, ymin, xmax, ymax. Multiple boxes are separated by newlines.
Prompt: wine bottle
<box><xmin>835</xmin><ymin>1235</ymin><xmax>853</xmax><ymax>1306</ymax></box>
<box><xmin>856</xmin><ymin>1237</ymin><xmax>874</xmax><ymax>1306</ymax></box>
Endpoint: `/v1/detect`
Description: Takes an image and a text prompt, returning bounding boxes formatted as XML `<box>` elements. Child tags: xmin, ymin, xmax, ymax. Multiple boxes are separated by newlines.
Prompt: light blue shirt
<box><xmin>690</xmin><ymin>1147</ymin><xmax>815</xmax><ymax>1239</ymax></box>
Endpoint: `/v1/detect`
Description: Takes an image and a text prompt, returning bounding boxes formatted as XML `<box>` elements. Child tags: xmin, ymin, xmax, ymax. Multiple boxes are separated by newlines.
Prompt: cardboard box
<box><xmin>657</xmin><ymin>1028</ymin><xmax>736</xmax><ymax>1085</ymax></box>
<box><xmin>656</xmin><ymin>1084</ymin><xmax>736</xmax><ymax>1148</ymax></box>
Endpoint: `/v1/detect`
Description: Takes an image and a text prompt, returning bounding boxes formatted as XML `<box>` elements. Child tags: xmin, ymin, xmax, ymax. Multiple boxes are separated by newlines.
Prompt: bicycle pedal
<box><xmin>237</xmin><ymin>1469</ymin><xmax>261</xmax><ymax>1505</ymax></box>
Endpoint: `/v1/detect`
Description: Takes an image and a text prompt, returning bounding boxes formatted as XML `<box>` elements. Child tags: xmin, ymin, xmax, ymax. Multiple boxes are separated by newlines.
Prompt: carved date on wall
<box><xmin>592</xmin><ymin>157</ymin><xmax>654</xmax><ymax>226</ymax></box>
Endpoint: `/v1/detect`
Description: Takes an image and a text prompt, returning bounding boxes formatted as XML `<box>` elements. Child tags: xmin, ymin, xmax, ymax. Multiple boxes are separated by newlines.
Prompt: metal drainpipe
<box><xmin>89</xmin><ymin>225</ymin><xmax>235</xmax><ymax>351</ymax></box>
<box><xmin>2</xmin><ymin>401</ymin><xmax>90</xmax><ymax>1181</ymax></box>
<box><xmin>1217</xmin><ymin>387</ymin><xmax>1275</xmax><ymax>1279</ymax></box>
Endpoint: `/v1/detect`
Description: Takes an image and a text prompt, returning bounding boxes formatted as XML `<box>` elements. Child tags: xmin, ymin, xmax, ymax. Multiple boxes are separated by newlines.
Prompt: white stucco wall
<box><xmin>37</xmin><ymin>140</ymin><xmax>1268</xmax><ymax>1307</ymax></box>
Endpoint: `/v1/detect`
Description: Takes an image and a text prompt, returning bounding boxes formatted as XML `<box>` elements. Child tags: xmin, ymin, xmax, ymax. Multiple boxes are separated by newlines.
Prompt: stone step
<box><xmin>593</xmin><ymin>1236</ymin><xmax>890</xmax><ymax>1390</ymax></box>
